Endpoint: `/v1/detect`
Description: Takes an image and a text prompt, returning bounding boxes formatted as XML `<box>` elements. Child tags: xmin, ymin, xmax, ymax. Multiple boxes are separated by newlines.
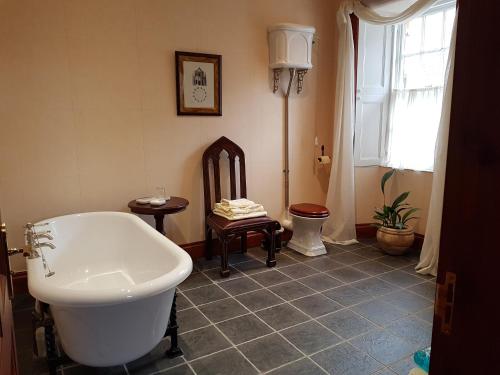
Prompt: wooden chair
<box><xmin>202</xmin><ymin>136</ymin><xmax>280</xmax><ymax>277</ymax></box>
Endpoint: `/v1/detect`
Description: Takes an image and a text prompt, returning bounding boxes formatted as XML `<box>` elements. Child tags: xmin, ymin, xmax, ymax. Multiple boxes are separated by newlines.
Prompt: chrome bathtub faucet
<box><xmin>24</xmin><ymin>222</ymin><xmax>56</xmax><ymax>259</ymax></box>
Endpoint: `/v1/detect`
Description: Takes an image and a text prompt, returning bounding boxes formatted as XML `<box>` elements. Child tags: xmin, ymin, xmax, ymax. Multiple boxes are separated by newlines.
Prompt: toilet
<box><xmin>287</xmin><ymin>203</ymin><xmax>330</xmax><ymax>257</ymax></box>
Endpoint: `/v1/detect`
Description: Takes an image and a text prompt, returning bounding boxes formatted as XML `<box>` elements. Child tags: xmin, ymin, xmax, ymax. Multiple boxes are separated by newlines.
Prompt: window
<box><xmin>354</xmin><ymin>1</ymin><xmax>456</xmax><ymax>171</ymax></box>
<box><xmin>385</xmin><ymin>3</ymin><xmax>456</xmax><ymax>171</ymax></box>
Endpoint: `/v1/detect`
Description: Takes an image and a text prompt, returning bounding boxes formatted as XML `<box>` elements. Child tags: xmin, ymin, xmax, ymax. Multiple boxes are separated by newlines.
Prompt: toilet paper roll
<box><xmin>317</xmin><ymin>155</ymin><xmax>331</xmax><ymax>164</ymax></box>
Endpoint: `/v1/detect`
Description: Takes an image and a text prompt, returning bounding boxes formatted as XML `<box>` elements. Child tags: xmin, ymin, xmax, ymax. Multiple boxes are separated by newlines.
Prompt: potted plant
<box><xmin>373</xmin><ymin>169</ymin><xmax>419</xmax><ymax>255</ymax></box>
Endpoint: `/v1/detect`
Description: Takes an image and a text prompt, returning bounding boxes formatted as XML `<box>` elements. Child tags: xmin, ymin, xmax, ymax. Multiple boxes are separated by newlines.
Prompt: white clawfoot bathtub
<box><xmin>26</xmin><ymin>212</ymin><xmax>192</xmax><ymax>367</ymax></box>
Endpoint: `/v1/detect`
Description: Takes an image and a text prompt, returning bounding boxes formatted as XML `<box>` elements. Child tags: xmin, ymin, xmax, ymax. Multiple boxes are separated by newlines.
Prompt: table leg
<box><xmin>154</xmin><ymin>214</ymin><xmax>165</xmax><ymax>235</ymax></box>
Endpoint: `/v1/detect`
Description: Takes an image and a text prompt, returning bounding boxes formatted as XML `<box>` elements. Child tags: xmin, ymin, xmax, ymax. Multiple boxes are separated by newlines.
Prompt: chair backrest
<box><xmin>202</xmin><ymin>136</ymin><xmax>247</xmax><ymax>215</ymax></box>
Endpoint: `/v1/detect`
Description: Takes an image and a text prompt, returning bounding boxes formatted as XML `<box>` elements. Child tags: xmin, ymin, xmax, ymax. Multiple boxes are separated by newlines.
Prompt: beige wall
<box><xmin>355</xmin><ymin>166</ymin><xmax>433</xmax><ymax>235</ymax></box>
<box><xmin>0</xmin><ymin>0</ymin><xmax>339</xmax><ymax>271</ymax></box>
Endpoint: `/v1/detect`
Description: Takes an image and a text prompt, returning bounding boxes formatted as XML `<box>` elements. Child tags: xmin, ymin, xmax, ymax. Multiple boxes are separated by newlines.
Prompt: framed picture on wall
<box><xmin>175</xmin><ymin>51</ymin><xmax>222</xmax><ymax>116</ymax></box>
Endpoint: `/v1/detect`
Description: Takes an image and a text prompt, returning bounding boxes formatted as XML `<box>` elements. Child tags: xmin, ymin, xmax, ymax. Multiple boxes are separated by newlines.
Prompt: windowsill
<box><xmin>355</xmin><ymin>165</ymin><xmax>434</xmax><ymax>174</ymax></box>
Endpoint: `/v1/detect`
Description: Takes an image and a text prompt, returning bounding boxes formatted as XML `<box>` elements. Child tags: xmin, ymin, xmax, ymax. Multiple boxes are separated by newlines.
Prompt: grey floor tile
<box><xmin>352</xmin><ymin>246</ymin><xmax>385</xmax><ymax>260</ymax></box>
<box><xmin>268</xmin><ymin>358</ymin><xmax>325</xmax><ymax>375</ymax></box>
<box><xmin>176</xmin><ymin>292</ymin><xmax>193</xmax><ymax>311</ymax></box>
<box><xmin>324</xmin><ymin>243</ymin><xmax>348</xmax><ymax>255</ymax></box>
<box><xmin>183</xmin><ymin>284</ymin><xmax>229</xmax><ymax>305</ymax></box>
<box><xmin>401</xmin><ymin>265</ymin><xmax>436</xmax><ymax>281</ymax></box>
<box><xmin>322</xmin><ymin>285</ymin><xmax>372</xmax><ymax>307</ymax></box>
<box><xmin>238</xmin><ymin>334</ymin><xmax>302</xmax><ymax>372</ymax></box>
<box><xmin>335</xmin><ymin>242</ymin><xmax>368</xmax><ymax>251</ymax></box>
<box><xmin>178</xmin><ymin>326</ymin><xmax>231</xmax><ymax>360</ymax></box>
<box><xmin>377</xmin><ymin>255</ymin><xmax>416</xmax><ymax>269</ymax></box>
<box><xmin>378</xmin><ymin>270</ymin><xmax>423</xmax><ymax>288</ymax></box>
<box><xmin>386</xmin><ymin>316</ymin><xmax>432</xmax><ymax>348</ymax></box>
<box><xmin>279</xmin><ymin>263</ymin><xmax>317</xmax><ymax>279</ymax></box>
<box><xmin>373</xmin><ymin>368</ymin><xmax>398</xmax><ymax>375</ymax></box>
<box><xmin>229</xmin><ymin>252</ymin><xmax>256</xmax><ymax>265</ymax></box>
<box><xmin>194</xmin><ymin>257</ymin><xmax>221</xmax><ymax>271</ymax></box>
<box><xmin>269</xmin><ymin>281</ymin><xmax>315</xmax><ymax>301</ymax></box>
<box><xmin>381</xmin><ymin>290</ymin><xmax>433</xmax><ymax>313</ymax></box>
<box><xmin>178</xmin><ymin>272</ymin><xmax>212</xmax><ymax>291</ymax></box>
<box><xmin>250</xmin><ymin>270</ymin><xmax>292</xmax><ymax>287</ymax></box>
<box><xmin>358</xmin><ymin>237</ymin><xmax>378</xmax><ymax>245</ymax></box>
<box><xmin>353</xmin><ymin>300</ymin><xmax>408</xmax><ymax>326</ymax></box>
<box><xmin>318</xmin><ymin>309</ymin><xmax>376</xmax><ymax>339</ymax></box>
<box><xmin>236</xmin><ymin>289</ymin><xmax>284</xmax><ymax>311</ymax></box>
<box><xmin>177</xmin><ymin>307</ymin><xmax>210</xmax><ymax>332</ymax></box>
<box><xmin>311</xmin><ymin>342</ymin><xmax>384</xmax><ymax>375</ymax></box>
<box><xmin>331</xmin><ymin>252</ymin><xmax>367</xmax><ymax>265</ymax></box>
<box><xmin>163</xmin><ymin>365</ymin><xmax>195</xmax><ymax>375</ymax></box>
<box><xmin>247</xmin><ymin>247</ymin><xmax>268</xmax><ymax>259</ymax></box>
<box><xmin>408</xmin><ymin>282</ymin><xmax>436</xmax><ymax>300</ymax></box>
<box><xmin>389</xmin><ymin>356</ymin><xmax>417</xmax><ymax>375</ymax></box>
<box><xmin>216</xmin><ymin>314</ymin><xmax>273</xmax><ymax>345</ymax></box>
<box><xmin>203</xmin><ymin>266</ymin><xmax>242</xmax><ymax>282</ymax></box>
<box><xmin>126</xmin><ymin>339</ymin><xmax>184</xmax><ymax>375</ymax></box>
<box><xmin>283</xmin><ymin>248</ymin><xmax>313</xmax><ymax>261</ymax></box>
<box><xmin>291</xmin><ymin>294</ymin><xmax>343</xmax><ymax>318</ymax></box>
<box><xmin>281</xmin><ymin>320</ymin><xmax>341</xmax><ymax>354</ymax></box>
<box><xmin>190</xmin><ymin>348</ymin><xmax>257</xmax><ymax>375</ymax></box>
<box><xmin>303</xmin><ymin>257</ymin><xmax>344</xmax><ymax>272</ymax></box>
<box><xmin>349</xmin><ymin>329</ymin><xmax>418</xmax><ymax>365</ymax></box>
<box><xmin>327</xmin><ymin>267</ymin><xmax>371</xmax><ymax>283</ymax></box>
<box><xmin>352</xmin><ymin>277</ymin><xmax>400</xmax><ymax>296</ymax></box>
<box><xmin>234</xmin><ymin>259</ymin><xmax>268</xmax><ymax>275</ymax></box>
<box><xmin>274</xmin><ymin>253</ymin><xmax>300</xmax><ymax>268</ymax></box>
<box><xmin>298</xmin><ymin>274</ymin><xmax>343</xmax><ymax>292</ymax></box>
<box><xmin>219</xmin><ymin>276</ymin><xmax>261</xmax><ymax>295</ymax></box>
<box><xmin>64</xmin><ymin>365</ymin><xmax>127</xmax><ymax>375</ymax></box>
<box><xmin>353</xmin><ymin>261</ymin><xmax>393</xmax><ymax>276</ymax></box>
<box><xmin>256</xmin><ymin>303</ymin><xmax>309</xmax><ymax>330</ymax></box>
<box><xmin>415</xmin><ymin>307</ymin><xmax>434</xmax><ymax>323</ymax></box>
<box><xmin>198</xmin><ymin>298</ymin><xmax>249</xmax><ymax>323</ymax></box>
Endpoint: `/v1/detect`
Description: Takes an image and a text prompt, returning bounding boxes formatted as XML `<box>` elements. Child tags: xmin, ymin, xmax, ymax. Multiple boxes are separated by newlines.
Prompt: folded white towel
<box><xmin>214</xmin><ymin>202</ymin><xmax>265</xmax><ymax>214</ymax></box>
<box><xmin>213</xmin><ymin>208</ymin><xmax>267</xmax><ymax>221</ymax></box>
<box><xmin>220</xmin><ymin>198</ymin><xmax>259</xmax><ymax>208</ymax></box>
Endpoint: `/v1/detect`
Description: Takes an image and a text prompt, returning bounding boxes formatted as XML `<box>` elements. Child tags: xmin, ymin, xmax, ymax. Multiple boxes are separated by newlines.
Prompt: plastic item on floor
<box><xmin>409</xmin><ymin>368</ymin><xmax>428</xmax><ymax>375</ymax></box>
<box><xmin>414</xmin><ymin>346</ymin><xmax>431</xmax><ymax>372</ymax></box>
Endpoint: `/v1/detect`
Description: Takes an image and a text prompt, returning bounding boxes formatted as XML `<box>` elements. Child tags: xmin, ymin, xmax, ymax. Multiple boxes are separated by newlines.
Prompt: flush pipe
<box><xmin>280</xmin><ymin>68</ymin><xmax>297</xmax><ymax>230</ymax></box>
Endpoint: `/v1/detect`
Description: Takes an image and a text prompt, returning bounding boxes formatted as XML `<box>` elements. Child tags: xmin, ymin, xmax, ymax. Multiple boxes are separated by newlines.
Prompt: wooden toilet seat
<box><xmin>289</xmin><ymin>203</ymin><xmax>329</xmax><ymax>218</ymax></box>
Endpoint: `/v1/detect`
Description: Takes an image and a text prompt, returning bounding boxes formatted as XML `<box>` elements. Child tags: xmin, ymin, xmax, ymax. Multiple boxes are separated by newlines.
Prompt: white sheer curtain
<box><xmin>416</xmin><ymin>12</ymin><xmax>457</xmax><ymax>276</ymax></box>
<box><xmin>386</xmin><ymin>88</ymin><xmax>443</xmax><ymax>171</ymax></box>
<box><xmin>324</xmin><ymin>0</ymin><xmax>456</xmax><ymax>252</ymax></box>
<box><xmin>322</xmin><ymin>2</ymin><xmax>357</xmax><ymax>245</ymax></box>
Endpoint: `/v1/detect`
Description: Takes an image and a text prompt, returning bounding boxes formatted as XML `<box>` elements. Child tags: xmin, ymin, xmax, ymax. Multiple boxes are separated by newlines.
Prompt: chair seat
<box><xmin>207</xmin><ymin>212</ymin><xmax>279</xmax><ymax>234</ymax></box>
<box><xmin>289</xmin><ymin>203</ymin><xmax>330</xmax><ymax>218</ymax></box>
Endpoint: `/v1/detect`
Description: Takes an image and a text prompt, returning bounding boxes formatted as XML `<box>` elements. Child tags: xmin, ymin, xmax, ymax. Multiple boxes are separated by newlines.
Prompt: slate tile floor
<box><xmin>13</xmin><ymin>238</ymin><xmax>436</xmax><ymax>375</ymax></box>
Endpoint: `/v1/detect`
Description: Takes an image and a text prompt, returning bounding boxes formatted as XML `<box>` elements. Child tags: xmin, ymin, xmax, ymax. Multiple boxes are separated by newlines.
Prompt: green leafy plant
<box><xmin>373</xmin><ymin>169</ymin><xmax>419</xmax><ymax>229</ymax></box>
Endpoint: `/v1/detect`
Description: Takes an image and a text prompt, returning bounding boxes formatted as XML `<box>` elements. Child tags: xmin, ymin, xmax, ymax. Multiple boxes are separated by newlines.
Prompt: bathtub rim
<box><xmin>27</xmin><ymin>211</ymin><xmax>192</xmax><ymax>307</ymax></box>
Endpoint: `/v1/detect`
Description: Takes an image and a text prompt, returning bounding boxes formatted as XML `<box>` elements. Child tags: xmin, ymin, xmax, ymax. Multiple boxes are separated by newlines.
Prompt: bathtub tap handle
<box><xmin>36</xmin><ymin>242</ymin><xmax>56</xmax><ymax>250</ymax></box>
<box><xmin>33</xmin><ymin>231</ymin><xmax>53</xmax><ymax>241</ymax></box>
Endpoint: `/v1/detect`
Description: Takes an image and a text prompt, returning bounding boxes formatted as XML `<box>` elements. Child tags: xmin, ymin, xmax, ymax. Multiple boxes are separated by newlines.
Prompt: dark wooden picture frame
<box><xmin>175</xmin><ymin>51</ymin><xmax>222</xmax><ymax>116</ymax></box>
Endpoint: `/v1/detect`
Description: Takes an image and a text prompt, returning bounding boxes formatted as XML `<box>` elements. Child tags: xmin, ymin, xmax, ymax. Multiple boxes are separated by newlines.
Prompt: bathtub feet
<box><xmin>165</xmin><ymin>291</ymin><xmax>183</xmax><ymax>358</ymax></box>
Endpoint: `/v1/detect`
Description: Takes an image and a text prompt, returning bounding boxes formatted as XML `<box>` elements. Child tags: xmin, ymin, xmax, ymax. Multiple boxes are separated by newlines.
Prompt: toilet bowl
<box><xmin>287</xmin><ymin>203</ymin><xmax>330</xmax><ymax>257</ymax></box>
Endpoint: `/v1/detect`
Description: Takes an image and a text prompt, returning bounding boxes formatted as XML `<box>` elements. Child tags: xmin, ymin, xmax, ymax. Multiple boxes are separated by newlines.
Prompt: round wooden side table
<box><xmin>128</xmin><ymin>196</ymin><xmax>189</xmax><ymax>235</ymax></box>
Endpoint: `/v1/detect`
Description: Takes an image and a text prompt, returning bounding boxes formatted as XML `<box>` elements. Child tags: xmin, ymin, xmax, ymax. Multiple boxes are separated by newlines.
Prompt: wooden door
<box><xmin>430</xmin><ymin>0</ymin><xmax>500</xmax><ymax>373</ymax></box>
<box><xmin>0</xmin><ymin>212</ymin><xmax>18</xmax><ymax>375</ymax></box>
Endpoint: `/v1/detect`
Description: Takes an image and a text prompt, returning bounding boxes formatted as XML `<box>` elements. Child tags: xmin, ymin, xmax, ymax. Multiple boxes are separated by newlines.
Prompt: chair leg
<box><xmin>240</xmin><ymin>233</ymin><xmax>247</xmax><ymax>253</ymax></box>
<box><xmin>220</xmin><ymin>237</ymin><xmax>230</xmax><ymax>278</ymax></box>
<box><xmin>205</xmin><ymin>226</ymin><xmax>213</xmax><ymax>260</ymax></box>
<box><xmin>266</xmin><ymin>227</ymin><xmax>277</xmax><ymax>268</ymax></box>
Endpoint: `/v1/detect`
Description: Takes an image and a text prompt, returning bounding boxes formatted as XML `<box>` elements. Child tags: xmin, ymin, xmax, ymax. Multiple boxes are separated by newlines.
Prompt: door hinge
<box><xmin>435</xmin><ymin>271</ymin><xmax>457</xmax><ymax>335</ymax></box>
